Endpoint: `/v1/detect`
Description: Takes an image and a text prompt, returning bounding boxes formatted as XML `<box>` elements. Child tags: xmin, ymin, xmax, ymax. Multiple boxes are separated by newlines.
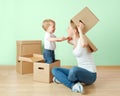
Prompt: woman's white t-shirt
<box><xmin>73</xmin><ymin>38</ymin><xmax>96</xmax><ymax>73</ymax></box>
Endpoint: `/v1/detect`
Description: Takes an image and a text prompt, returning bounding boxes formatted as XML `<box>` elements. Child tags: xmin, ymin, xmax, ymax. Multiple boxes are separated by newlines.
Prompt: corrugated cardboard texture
<box><xmin>72</xmin><ymin>7</ymin><xmax>99</xmax><ymax>33</ymax></box>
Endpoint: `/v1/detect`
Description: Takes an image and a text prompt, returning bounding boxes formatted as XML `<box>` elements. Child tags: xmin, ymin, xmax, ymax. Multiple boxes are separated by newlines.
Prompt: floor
<box><xmin>0</xmin><ymin>66</ymin><xmax>120</xmax><ymax>96</ymax></box>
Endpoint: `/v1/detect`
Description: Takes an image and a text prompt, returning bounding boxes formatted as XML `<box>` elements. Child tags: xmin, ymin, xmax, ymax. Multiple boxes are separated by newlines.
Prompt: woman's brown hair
<box><xmin>70</xmin><ymin>20</ymin><xmax>78</xmax><ymax>31</ymax></box>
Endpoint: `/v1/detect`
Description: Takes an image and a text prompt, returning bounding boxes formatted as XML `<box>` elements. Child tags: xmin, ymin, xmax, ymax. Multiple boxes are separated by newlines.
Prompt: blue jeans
<box><xmin>43</xmin><ymin>49</ymin><xmax>55</xmax><ymax>64</ymax></box>
<box><xmin>52</xmin><ymin>66</ymin><xmax>97</xmax><ymax>89</ymax></box>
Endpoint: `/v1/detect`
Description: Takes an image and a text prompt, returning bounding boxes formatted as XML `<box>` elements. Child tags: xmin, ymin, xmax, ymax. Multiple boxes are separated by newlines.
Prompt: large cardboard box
<box><xmin>16</xmin><ymin>40</ymin><xmax>42</xmax><ymax>74</ymax></box>
<box><xmin>16</xmin><ymin>40</ymin><xmax>42</xmax><ymax>61</ymax></box>
<box><xmin>72</xmin><ymin>7</ymin><xmax>99</xmax><ymax>34</ymax></box>
<box><xmin>33</xmin><ymin>60</ymin><xmax>60</xmax><ymax>83</ymax></box>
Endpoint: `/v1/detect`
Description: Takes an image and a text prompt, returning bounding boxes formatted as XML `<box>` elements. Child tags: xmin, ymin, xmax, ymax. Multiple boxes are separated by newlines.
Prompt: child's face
<box><xmin>47</xmin><ymin>22</ymin><xmax>56</xmax><ymax>34</ymax></box>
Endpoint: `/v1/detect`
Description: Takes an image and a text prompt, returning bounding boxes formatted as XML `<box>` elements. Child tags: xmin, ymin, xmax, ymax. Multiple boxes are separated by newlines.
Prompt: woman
<box><xmin>52</xmin><ymin>20</ymin><xmax>97</xmax><ymax>94</ymax></box>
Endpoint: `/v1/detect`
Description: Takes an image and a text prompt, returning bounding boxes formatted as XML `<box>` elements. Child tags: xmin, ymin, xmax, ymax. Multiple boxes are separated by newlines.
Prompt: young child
<box><xmin>42</xmin><ymin>19</ymin><xmax>67</xmax><ymax>64</ymax></box>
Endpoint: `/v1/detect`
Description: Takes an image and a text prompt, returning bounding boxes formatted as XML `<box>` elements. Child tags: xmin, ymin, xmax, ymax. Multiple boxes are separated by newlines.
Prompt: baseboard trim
<box><xmin>62</xmin><ymin>65</ymin><xmax>120</xmax><ymax>70</ymax></box>
<box><xmin>0</xmin><ymin>65</ymin><xmax>16</xmax><ymax>69</ymax></box>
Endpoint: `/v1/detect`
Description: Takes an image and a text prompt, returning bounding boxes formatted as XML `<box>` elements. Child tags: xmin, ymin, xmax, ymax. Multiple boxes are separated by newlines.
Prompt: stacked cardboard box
<box><xmin>16</xmin><ymin>40</ymin><xmax>60</xmax><ymax>83</ymax></box>
<box><xmin>16</xmin><ymin>40</ymin><xmax>42</xmax><ymax>74</ymax></box>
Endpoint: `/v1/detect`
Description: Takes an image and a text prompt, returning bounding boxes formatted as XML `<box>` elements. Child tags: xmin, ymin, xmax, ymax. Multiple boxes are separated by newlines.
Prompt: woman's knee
<box><xmin>68</xmin><ymin>66</ymin><xmax>79</xmax><ymax>81</ymax></box>
<box><xmin>52</xmin><ymin>67</ymin><xmax>57</xmax><ymax>75</ymax></box>
<box><xmin>69</xmin><ymin>66</ymin><xmax>79</xmax><ymax>74</ymax></box>
<box><xmin>52</xmin><ymin>67</ymin><xmax>59</xmax><ymax>75</ymax></box>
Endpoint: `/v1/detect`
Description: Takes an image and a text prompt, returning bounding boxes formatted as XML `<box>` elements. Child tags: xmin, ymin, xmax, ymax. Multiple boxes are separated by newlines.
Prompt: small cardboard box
<box><xmin>72</xmin><ymin>7</ymin><xmax>99</xmax><ymax>34</ymax></box>
<box><xmin>16</xmin><ymin>61</ymin><xmax>33</xmax><ymax>74</ymax></box>
<box><xmin>33</xmin><ymin>60</ymin><xmax>60</xmax><ymax>83</ymax></box>
<box><xmin>17</xmin><ymin>54</ymin><xmax>44</xmax><ymax>74</ymax></box>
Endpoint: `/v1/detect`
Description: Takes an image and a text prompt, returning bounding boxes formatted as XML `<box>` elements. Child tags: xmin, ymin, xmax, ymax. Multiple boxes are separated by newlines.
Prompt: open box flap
<box><xmin>19</xmin><ymin>54</ymin><xmax>44</xmax><ymax>62</ymax></box>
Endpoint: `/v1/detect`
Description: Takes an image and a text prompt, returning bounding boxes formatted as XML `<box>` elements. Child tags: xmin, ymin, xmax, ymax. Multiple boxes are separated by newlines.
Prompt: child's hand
<box><xmin>67</xmin><ymin>36</ymin><xmax>72</xmax><ymax>41</ymax></box>
<box><xmin>61</xmin><ymin>37</ymin><xmax>67</xmax><ymax>41</ymax></box>
<box><xmin>56</xmin><ymin>37</ymin><xmax>67</xmax><ymax>42</ymax></box>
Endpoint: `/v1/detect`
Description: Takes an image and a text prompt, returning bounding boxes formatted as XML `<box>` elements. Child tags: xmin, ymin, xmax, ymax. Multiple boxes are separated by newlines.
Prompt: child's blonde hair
<box><xmin>42</xmin><ymin>19</ymin><xmax>55</xmax><ymax>31</ymax></box>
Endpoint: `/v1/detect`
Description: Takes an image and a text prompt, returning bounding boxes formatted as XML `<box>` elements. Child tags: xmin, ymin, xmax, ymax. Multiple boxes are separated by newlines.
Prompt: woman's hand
<box><xmin>77</xmin><ymin>22</ymin><xmax>85</xmax><ymax>33</ymax></box>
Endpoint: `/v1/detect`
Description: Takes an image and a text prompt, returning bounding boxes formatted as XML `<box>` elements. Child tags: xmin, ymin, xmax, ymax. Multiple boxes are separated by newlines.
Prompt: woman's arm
<box><xmin>77</xmin><ymin>22</ymin><xmax>88</xmax><ymax>47</ymax></box>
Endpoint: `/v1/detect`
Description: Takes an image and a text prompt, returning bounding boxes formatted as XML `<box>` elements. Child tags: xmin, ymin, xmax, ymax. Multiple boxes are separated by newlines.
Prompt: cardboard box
<box><xmin>33</xmin><ymin>60</ymin><xmax>60</xmax><ymax>83</ymax></box>
<box><xmin>16</xmin><ymin>40</ymin><xmax>42</xmax><ymax>61</ymax></box>
<box><xmin>16</xmin><ymin>61</ymin><xmax>33</xmax><ymax>74</ymax></box>
<box><xmin>72</xmin><ymin>7</ymin><xmax>99</xmax><ymax>34</ymax></box>
<box><xmin>85</xmin><ymin>35</ymin><xmax>97</xmax><ymax>53</ymax></box>
<box><xmin>71</xmin><ymin>7</ymin><xmax>98</xmax><ymax>52</ymax></box>
<box><xmin>16</xmin><ymin>54</ymin><xmax>44</xmax><ymax>74</ymax></box>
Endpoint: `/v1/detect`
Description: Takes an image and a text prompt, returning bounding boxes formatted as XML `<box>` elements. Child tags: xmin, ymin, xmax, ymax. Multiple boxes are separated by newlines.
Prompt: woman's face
<box><xmin>67</xmin><ymin>25</ymin><xmax>74</xmax><ymax>37</ymax></box>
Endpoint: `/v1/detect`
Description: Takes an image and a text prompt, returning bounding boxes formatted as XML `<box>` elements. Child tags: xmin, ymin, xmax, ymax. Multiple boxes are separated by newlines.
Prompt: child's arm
<box><xmin>48</xmin><ymin>37</ymin><xmax>67</xmax><ymax>42</ymax></box>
